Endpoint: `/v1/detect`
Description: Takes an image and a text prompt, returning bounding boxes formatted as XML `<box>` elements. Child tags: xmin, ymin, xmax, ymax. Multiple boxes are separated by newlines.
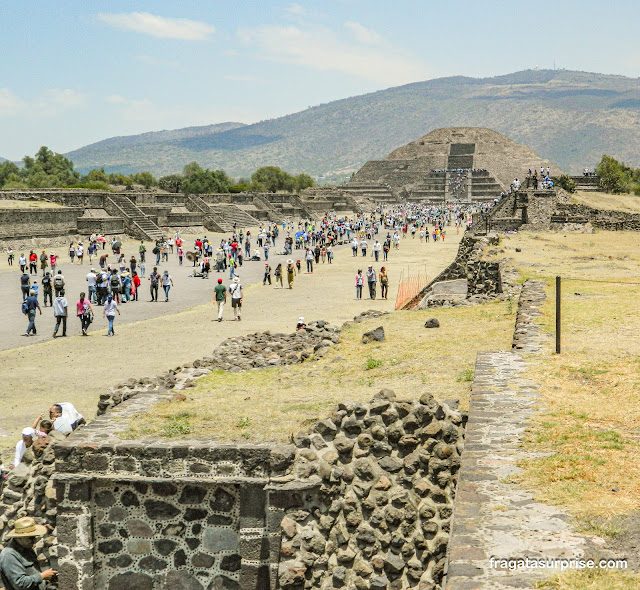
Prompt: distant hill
<box><xmin>66</xmin><ymin>70</ymin><xmax>640</xmax><ymax>179</ymax></box>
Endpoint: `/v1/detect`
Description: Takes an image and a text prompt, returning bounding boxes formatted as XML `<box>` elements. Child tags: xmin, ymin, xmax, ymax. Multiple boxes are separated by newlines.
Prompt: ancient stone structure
<box><xmin>348</xmin><ymin>128</ymin><xmax>560</xmax><ymax>204</ymax></box>
<box><xmin>0</xmin><ymin>188</ymin><xmax>351</xmax><ymax>242</ymax></box>
<box><xmin>400</xmin><ymin>232</ymin><xmax>504</xmax><ymax>310</ymax></box>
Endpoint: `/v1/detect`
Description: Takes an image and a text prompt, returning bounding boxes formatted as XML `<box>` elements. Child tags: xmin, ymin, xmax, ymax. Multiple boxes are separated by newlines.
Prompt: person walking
<box><xmin>286</xmin><ymin>259</ymin><xmax>296</xmax><ymax>289</ymax></box>
<box><xmin>355</xmin><ymin>269</ymin><xmax>363</xmax><ymax>300</ymax></box>
<box><xmin>39</xmin><ymin>250</ymin><xmax>48</xmax><ymax>275</ymax></box>
<box><xmin>52</xmin><ymin>289</ymin><xmax>68</xmax><ymax>337</ymax></box>
<box><xmin>41</xmin><ymin>272</ymin><xmax>53</xmax><ymax>307</ymax></box>
<box><xmin>76</xmin><ymin>292</ymin><xmax>93</xmax><ymax>336</ymax></box>
<box><xmin>228</xmin><ymin>276</ymin><xmax>243</xmax><ymax>321</ymax></box>
<box><xmin>86</xmin><ymin>268</ymin><xmax>97</xmax><ymax>303</ymax></box>
<box><xmin>18</xmin><ymin>253</ymin><xmax>26</xmax><ymax>273</ymax></box>
<box><xmin>139</xmin><ymin>240</ymin><xmax>146</xmax><ymax>263</ymax></box>
<box><xmin>213</xmin><ymin>278</ymin><xmax>226</xmax><ymax>322</ymax></box>
<box><xmin>366</xmin><ymin>265</ymin><xmax>377</xmax><ymax>299</ymax></box>
<box><xmin>20</xmin><ymin>271</ymin><xmax>30</xmax><ymax>302</ymax></box>
<box><xmin>149</xmin><ymin>267</ymin><xmax>160</xmax><ymax>301</ymax></box>
<box><xmin>274</xmin><ymin>263</ymin><xmax>283</xmax><ymax>288</ymax></box>
<box><xmin>0</xmin><ymin>517</ymin><xmax>57</xmax><ymax>589</ymax></box>
<box><xmin>109</xmin><ymin>269</ymin><xmax>122</xmax><ymax>304</ymax></box>
<box><xmin>53</xmin><ymin>270</ymin><xmax>65</xmax><ymax>298</ymax></box>
<box><xmin>305</xmin><ymin>248</ymin><xmax>314</xmax><ymax>273</ymax></box>
<box><xmin>379</xmin><ymin>266</ymin><xmax>389</xmax><ymax>300</ymax></box>
<box><xmin>373</xmin><ymin>240</ymin><xmax>381</xmax><ymax>262</ymax></box>
<box><xmin>23</xmin><ymin>290</ymin><xmax>41</xmax><ymax>337</ymax></box>
<box><xmin>161</xmin><ymin>270</ymin><xmax>173</xmax><ymax>302</ymax></box>
<box><xmin>263</xmin><ymin>263</ymin><xmax>272</xmax><ymax>286</ymax></box>
<box><xmin>103</xmin><ymin>294</ymin><xmax>120</xmax><ymax>336</ymax></box>
<box><xmin>28</xmin><ymin>251</ymin><xmax>37</xmax><ymax>275</ymax></box>
<box><xmin>132</xmin><ymin>271</ymin><xmax>141</xmax><ymax>302</ymax></box>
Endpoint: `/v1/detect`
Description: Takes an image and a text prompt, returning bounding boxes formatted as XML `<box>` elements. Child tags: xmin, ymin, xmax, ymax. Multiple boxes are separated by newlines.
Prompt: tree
<box><xmin>596</xmin><ymin>155</ymin><xmax>631</xmax><ymax>194</ymax></box>
<box><xmin>555</xmin><ymin>174</ymin><xmax>576</xmax><ymax>193</ymax></box>
<box><xmin>84</xmin><ymin>168</ymin><xmax>109</xmax><ymax>184</ymax></box>
<box><xmin>0</xmin><ymin>161</ymin><xmax>20</xmax><ymax>187</ymax></box>
<box><xmin>159</xmin><ymin>174</ymin><xmax>183</xmax><ymax>193</ymax></box>
<box><xmin>181</xmin><ymin>162</ymin><xmax>230</xmax><ymax>195</ymax></box>
<box><xmin>130</xmin><ymin>171</ymin><xmax>157</xmax><ymax>189</ymax></box>
<box><xmin>295</xmin><ymin>173</ymin><xmax>315</xmax><ymax>191</ymax></box>
<box><xmin>251</xmin><ymin>166</ymin><xmax>292</xmax><ymax>192</ymax></box>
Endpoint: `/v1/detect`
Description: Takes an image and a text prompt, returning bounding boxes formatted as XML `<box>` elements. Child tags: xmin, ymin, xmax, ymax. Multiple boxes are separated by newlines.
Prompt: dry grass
<box><xmin>535</xmin><ymin>569</ymin><xmax>640</xmax><ymax>589</ymax></box>
<box><xmin>497</xmin><ymin>231</ymin><xmax>640</xmax><ymax>521</ymax></box>
<box><xmin>125</xmin><ymin>300</ymin><xmax>516</xmax><ymax>443</ymax></box>
<box><xmin>571</xmin><ymin>190</ymin><xmax>640</xmax><ymax>214</ymax></box>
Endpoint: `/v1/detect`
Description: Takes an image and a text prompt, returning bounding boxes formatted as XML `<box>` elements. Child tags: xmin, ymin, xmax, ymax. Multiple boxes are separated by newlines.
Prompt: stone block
<box><xmin>239</xmin><ymin>534</ymin><xmax>270</xmax><ymax>560</ymax></box>
<box><xmin>202</xmin><ymin>527</ymin><xmax>239</xmax><ymax>553</ymax></box>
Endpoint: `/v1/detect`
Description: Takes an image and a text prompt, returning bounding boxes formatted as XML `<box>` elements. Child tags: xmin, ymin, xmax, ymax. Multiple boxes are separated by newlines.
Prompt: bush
<box><xmin>556</xmin><ymin>174</ymin><xmax>576</xmax><ymax>193</ymax></box>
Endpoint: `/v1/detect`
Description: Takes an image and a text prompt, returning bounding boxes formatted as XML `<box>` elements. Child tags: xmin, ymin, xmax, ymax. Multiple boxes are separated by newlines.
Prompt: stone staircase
<box><xmin>569</xmin><ymin>175</ymin><xmax>600</xmax><ymax>192</ymax></box>
<box><xmin>409</xmin><ymin>173</ymin><xmax>446</xmax><ymax>203</ymax></box>
<box><xmin>251</xmin><ymin>194</ymin><xmax>284</xmax><ymax>224</ymax></box>
<box><xmin>344</xmin><ymin>182</ymin><xmax>394</xmax><ymax>204</ymax></box>
<box><xmin>105</xmin><ymin>194</ymin><xmax>163</xmax><ymax>240</ymax></box>
<box><xmin>209</xmin><ymin>203</ymin><xmax>260</xmax><ymax>230</ymax></box>
<box><xmin>468</xmin><ymin>170</ymin><xmax>503</xmax><ymax>202</ymax></box>
<box><xmin>183</xmin><ymin>195</ymin><xmax>230</xmax><ymax>232</ymax></box>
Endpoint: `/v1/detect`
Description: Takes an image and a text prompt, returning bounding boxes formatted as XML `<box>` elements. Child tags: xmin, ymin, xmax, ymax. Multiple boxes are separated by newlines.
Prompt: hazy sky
<box><xmin>1</xmin><ymin>0</ymin><xmax>638</xmax><ymax>159</ymax></box>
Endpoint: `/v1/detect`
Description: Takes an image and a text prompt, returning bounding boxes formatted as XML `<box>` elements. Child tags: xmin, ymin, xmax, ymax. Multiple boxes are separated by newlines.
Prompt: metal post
<box><xmin>555</xmin><ymin>276</ymin><xmax>561</xmax><ymax>354</ymax></box>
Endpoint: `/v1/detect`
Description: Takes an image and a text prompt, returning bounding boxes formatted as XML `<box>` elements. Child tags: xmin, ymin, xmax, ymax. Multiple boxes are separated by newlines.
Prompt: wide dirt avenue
<box><xmin>0</xmin><ymin>227</ymin><xmax>462</xmax><ymax>460</ymax></box>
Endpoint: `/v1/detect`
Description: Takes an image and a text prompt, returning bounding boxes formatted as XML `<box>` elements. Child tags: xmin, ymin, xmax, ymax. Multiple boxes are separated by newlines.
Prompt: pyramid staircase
<box><xmin>105</xmin><ymin>194</ymin><xmax>163</xmax><ymax>240</ymax></box>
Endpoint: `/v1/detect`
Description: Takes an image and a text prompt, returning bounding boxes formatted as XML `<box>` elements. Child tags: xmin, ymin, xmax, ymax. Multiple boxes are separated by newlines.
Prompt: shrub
<box><xmin>556</xmin><ymin>174</ymin><xmax>576</xmax><ymax>193</ymax></box>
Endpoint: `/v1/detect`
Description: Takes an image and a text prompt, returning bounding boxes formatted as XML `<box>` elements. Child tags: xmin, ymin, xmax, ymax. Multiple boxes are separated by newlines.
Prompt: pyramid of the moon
<box><xmin>347</xmin><ymin>127</ymin><xmax>561</xmax><ymax>203</ymax></box>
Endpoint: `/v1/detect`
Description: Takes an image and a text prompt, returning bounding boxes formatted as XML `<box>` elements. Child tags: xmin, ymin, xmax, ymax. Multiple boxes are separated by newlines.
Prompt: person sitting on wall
<box><xmin>48</xmin><ymin>403</ymin><xmax>85</xmax><ymax>434</ymax></box>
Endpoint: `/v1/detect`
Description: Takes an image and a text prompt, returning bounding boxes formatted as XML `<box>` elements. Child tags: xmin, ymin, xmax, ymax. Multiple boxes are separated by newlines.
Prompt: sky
<box><xmin>1</xmin><ymin>0</ymin><xmax>639</xmax><ymax>160</ymax></box>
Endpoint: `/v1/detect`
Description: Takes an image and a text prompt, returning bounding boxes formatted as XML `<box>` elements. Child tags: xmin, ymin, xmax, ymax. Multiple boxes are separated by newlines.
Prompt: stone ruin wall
<box><xmin>0</xmin><ymin>274</ymin><xmax>549</xmax><ymax>590</ymax></box>
<box><xmin>51</xmin><ymin>388</ymin><xmax>465</xmax><ymax>590</ymax></box>
<box><xmin>402</xmin><ymin>231</ymin><xmax>504</xmax><ymax>310</ymax></box>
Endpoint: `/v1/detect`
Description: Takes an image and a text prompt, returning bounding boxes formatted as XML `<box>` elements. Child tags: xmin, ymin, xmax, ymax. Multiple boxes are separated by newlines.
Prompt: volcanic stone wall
<box><xmin>279</xmin><ymin>390</ymin><xmax>465</xmax><ymax>590</ymax></box>
<box><xmin>52</xmin><ymin>387</ymin><xmax>464</xmax><ymax>590</ymax></box>
<box><xmin>0</xmin><ymin>207</ymin><xmax>83</xmax><ymax>239</ymax></box>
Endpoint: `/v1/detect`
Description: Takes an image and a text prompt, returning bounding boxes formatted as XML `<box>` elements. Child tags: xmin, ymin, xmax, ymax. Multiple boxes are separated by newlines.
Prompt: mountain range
<box><xmin>65</xmin><ymin>69</ymin><xmax>640</xmax><ymax>181</ymax></box>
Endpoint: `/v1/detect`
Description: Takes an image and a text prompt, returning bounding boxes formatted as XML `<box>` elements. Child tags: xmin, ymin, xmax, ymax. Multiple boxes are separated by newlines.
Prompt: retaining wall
<box><xmin>0</xmin><ymin>208</ymin><xmax>84</xmax><ymax>238</ymax></box>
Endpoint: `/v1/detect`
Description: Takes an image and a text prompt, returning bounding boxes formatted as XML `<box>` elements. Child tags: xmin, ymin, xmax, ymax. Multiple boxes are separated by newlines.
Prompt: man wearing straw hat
<box><xmin>0</xmin><ymin>517</ymin><xmax>57</xmax><ymax>589</ymax></box>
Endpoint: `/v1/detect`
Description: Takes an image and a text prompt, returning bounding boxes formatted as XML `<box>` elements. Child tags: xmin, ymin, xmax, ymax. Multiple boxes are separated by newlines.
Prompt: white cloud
<box><xmin>97</xmin><ymin>12</ymin><xmax>214</xmax><ymax>41</ymax></box>
<box><xmin>43</xmin><ymin>89</ymin><xmax>88</xmax><ymax>108</ymax></box>
<box><xmin>238</xmin><ymin>25</ymin><xmax>427</xmax><ymax>86</ymax></box>
<box><xmin>106</xmin><ymin>94</ymin><xmax>127</xmax><ymax>104</ymax></box>
<box><xmin>285</xmin><ymin>3</ymin><xmax>306</xmax><ymax>16</ymax></box>
<box><xmin>344</xmin><ymin>22</ymin><xmax>386</xmax><ymax>46</ymax></box>
<box><xmin>0</xmin><ymin>88</ymin><xmax>26</xmax><ymax>115</ymax></box>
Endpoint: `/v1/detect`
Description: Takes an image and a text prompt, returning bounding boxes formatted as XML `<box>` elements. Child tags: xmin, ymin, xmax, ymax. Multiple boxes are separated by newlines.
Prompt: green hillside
<box><xmin>65</xmin><ymin>70</ymin><xmax>640</xmax><ymax>179</ymax></box>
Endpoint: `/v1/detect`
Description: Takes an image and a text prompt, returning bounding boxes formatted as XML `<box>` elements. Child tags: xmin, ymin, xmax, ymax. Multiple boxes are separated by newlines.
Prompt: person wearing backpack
<box><xmin>42</xmin><ymin>271</ymin><xmax>53</xmax><ymax>307</ymax></box>
<box><xmin>109</xmin><ymin>270</ymin><xmax>122</xmax><ymax>304</ymax></box>
<box><xmin>76</xmin><ymin>292</ymin><xmax>93</xmax><ymax>336</ymax></box>
<box><xmin>149</xmin><ymin>267</ymin><xmax>160</xmax><ymax>302</ymax></box>
<box><xmin>53</xmin><ymin>271</ymin><xmax>65</xmax><ymax>298</ymax></box>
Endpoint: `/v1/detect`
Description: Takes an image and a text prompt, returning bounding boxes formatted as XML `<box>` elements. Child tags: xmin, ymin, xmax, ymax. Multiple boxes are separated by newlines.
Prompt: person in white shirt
<box><xmin>161</xmin><ymin>271</ymin><xmax>173</xmax><ymax>302</ymax></box>
<box><xmin>13</xmin><ymin>428</ymin><xmax>35</xmax><ymax>468</ymax></box>
<box><xmin>86</xmin><ymin>269</ymin><xmax>97</xmax><ymax>303</ymax></box>
<box><xmin>52</xmin><ymin>290</ymin><xmax>68</xmax><ymax>338</ymax></box>
<box><xmin>49</xmin><ymin>403</ymin><xmax>84</xmax><ymax>433</ymax></box>
<box><xmin>103</xmin><ymin>295</ymin><xmax>120</xmax><ymax>336</ymax></box>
